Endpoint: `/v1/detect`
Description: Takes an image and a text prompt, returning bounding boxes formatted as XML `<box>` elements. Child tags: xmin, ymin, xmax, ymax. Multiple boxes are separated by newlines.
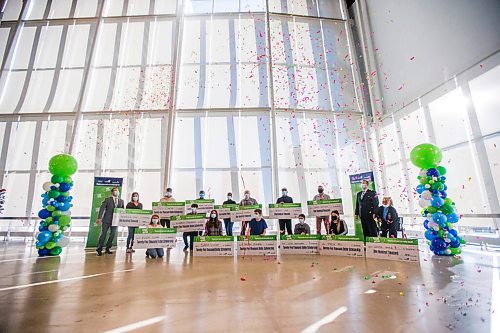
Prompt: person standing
<box><xmin>95</xmin><ymin>187</ymin><xmax>124</xmax><ymax>256</ymax></box>
<box><xmin>198</xmin><ymin>190</ymin><xmax>206</xmax><ymax>199</ymax></box>
<box><xmin>375</xmin><ymin>197</ymin><xmax>399</xmax><ymax>238</ymax></box>
<box><xmin>240</xmin><ymin>189</ymin><xmax>257</xmax><ymax>235</ymax></box>
<box><xmin>223</xmin><ymin>192</ymin><xmax>236</xmax><ymax>236</ymax></box>
<box><xmin>276</xmin><ymin>187</ymin><xmax>293</xmax><ymax>235</ymax></box>
<box><xmin>312</xmin><ymin>185</ymin><xmax>330</xmax><ymax>235</ymax></box>
<box><xmin>125</xmin><ymin>192</ymin><xmax>143</xmax><ymax>253</ymax></box>
<box><xmin>355</xmin><ymin>180</ymin><xmax>379</xmax><ymax>237</ymax></box>
<box><xmin>159</xmin><ymin>187</ymin><xmax>175</xmax><ymax>228</ymax></box>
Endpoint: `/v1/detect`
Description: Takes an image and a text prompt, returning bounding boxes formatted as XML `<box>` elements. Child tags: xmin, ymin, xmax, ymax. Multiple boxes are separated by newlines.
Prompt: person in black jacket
<box><xmin>375</xmin><ymin>197</ymin><xmax>399</xmax><ymax>238</ymax></box>
<box><xmin>95</xmin><ymin>187</ymin><xmax>124</xmax><ymax>256</ymax></box>
<box><xmin>223</xmin><ymin>192</ymin><xmax>236</xmax><ymax>236</ymax></box>
<box><xmin>277</xmin><ymin>187</ymin><xmax>293</xmax><ymax>235</ymax></box>
<box><xmin>125</xmin><ymin>192</ymin><xmax>143</xmax><ymax>253</ymax></box>
<box><xmin>355</xmin><ymin>180</ymin><xmax>379</xmax><ymax>238</ymax></box>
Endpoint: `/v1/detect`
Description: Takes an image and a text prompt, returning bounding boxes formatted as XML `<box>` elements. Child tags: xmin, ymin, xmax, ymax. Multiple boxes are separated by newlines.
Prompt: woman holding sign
<box><xmin>329</xmin><ymin>210</ymin><xmax>348</xmax><ymax>236</ymax></box>
<box><xmin>204</xmin><ymin>210</ymin><xmax>224</xmax><ymax>236</ymax></box>
<box><xmin>125</xmin><ymin>192</ymin><xmax>143</xmax><ymax>253</ymax></box>
<box><xmin>146</xmin><ymin>214</ymin><xmax>164</xmax><ymax>259</ymax></box>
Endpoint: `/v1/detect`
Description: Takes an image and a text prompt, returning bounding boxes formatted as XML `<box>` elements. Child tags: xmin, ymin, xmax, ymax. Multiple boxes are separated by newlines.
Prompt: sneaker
<box><xmin>131</xmin><ymin>249</ymin><xmax>135</xmax><ymax>253</ymax></box>
<box><xmin>105</xmin><ymin>249</ymin><xmax>113</xmax><ymax>255</ymax></box>
<box><xmin>183</xmin><ymin>246</ymin><xmax>189</xmax><ymax>251</ymax></box>
<box><xmin>126</xmin><ymin>248</ymin><xmax>132</xmax><ymax>253</ymax></box>
<box><xmin>96</xmin><ymin>250</ymin><xmax>103</xmax><ymax>256</ymax></box>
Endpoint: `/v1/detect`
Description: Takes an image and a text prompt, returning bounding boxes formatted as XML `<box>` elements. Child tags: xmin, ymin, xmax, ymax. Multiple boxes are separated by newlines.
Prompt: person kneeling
<box><xmin>246</xmin><ymin>209</ymin><xmax>267</xmax><ymax>236</ymax></box>
<box><xmin>146</xmin><ymin>214</ymin><xmax>164</xmax><ymax>259</ymax></box>
<box><xmin>294</xmin><ymin>214</ymin><xmax>311</xmax><ymax>235</ymax></box>
<box><xmin>329</xmin><ymin>210</ymin><xmax>348</xmax><ymax>235</ymax></box>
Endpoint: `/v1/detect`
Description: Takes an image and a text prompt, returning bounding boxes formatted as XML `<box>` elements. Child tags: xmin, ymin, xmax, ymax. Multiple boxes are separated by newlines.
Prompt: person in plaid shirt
<box><xmin>240</xmin><ymin>189</ymin><xmax>258</xmax><ymax>235</ymax></box>
<box><xmin>313</xmin><ymin>185</ymin><xmax>330</xmax><ymax>235</ymax></box>
<box><xmin>204</xmin><ymin>210</ymin><xmax>224</xmax><ymax>236</ymax></box>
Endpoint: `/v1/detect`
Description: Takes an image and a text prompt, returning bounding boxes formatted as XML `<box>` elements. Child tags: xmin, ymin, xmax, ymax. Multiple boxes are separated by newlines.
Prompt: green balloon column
<box><xmin>36</xmin><ymin>154</ymin><xmax>78</xmax><ymax>256</ymax></box>
<box><xmin>410</xmin><ymin>144</ymin><xmax>465</xmax><ymax>256</ymax></box>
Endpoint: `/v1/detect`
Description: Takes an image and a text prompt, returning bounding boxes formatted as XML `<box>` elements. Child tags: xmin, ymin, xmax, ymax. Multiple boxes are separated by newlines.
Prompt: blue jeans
<box><xmin>224</xmin><ymin>220</ymin><xmax>234</xmax><ymax>236</ymax></box>
<box><xmin>146</xmin><ymin>248</ymin><xmax>164</xmax><ymax>258</ymax></box>
<box><xmin>126</xmin><ymin>227</ymin><xmax>136</xmax><ymax>249</ymax></box>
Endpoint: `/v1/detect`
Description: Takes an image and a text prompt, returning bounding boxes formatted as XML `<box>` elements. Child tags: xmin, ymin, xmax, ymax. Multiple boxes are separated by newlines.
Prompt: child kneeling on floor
<box><xmin>146</xmin><ymin>214</ymin><xmax>164</xmax><ymax>259</ymax></box>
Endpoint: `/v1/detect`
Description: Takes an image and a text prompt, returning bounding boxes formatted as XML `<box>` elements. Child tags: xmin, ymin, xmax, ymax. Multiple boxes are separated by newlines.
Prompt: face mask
<box><xmin>166</xmin><ymin>192</ymin><xmax>172</xmax><ymax>197</ymax></box>
<box><xmin>282</xmin><ymin>191</ymin><xmax>287</xmax><ymax>197</ymax></box>
<box><xmin>299</xmin><ymin>218</ymin><xmax>305</xmax><ymax>223</ymax></box>
<box><xmin>191</xmin><ymin>208</ymin><xmax>197</xmax><ymax>214</ymax></box>
<box><xmin>132</xmin><ymin>196</ymin><xmax>139</xmax><ymax>202</ymax></box>
<box><xmin>383</xmin><ymin>204</ymin><xmax>389</xmax><ymax>208</ymax></box>
<box><xmin>227</xmin><ymin>196</ymin><xmax>232</xmax><ymax>200</ymax></box>
<box><xmin>200</xmin><ymin>193</ymin><xmax>205</xmax><ymax>199</ymax></box>
<box><xmin>210</xmin><ymin>213</ymin><xmax>216</xmax><ymax>219</ymax></box>
<box><xmin>318</xmin><ymin>188</ymin><xmax>324</xmax><ymax>194</ymax></box>
<box><xmin>152</xmin><ymin>219</ymin><xmax>159</xmax><ymax>224</ymax></box>
<box><xmin>332</xmin><ymin>215</ymin><xmax>338</xmax><ymax>221</ymax></box>
<box><xmin>245</xmin><ymin>194</ymin><xmax>250</xmax><ymax>199</ymax></box>
<box><xmin>112</xmin><ymin>191</ymin><xmax>119</xmax><ymax>197</ymax></box>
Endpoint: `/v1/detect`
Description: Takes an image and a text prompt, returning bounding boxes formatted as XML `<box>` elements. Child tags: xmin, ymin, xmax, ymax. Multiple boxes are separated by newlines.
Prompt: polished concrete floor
<box><xmin>0</xmin><ymin>240</ymin><xmax>498</xmax><ymax>333</ymax></box>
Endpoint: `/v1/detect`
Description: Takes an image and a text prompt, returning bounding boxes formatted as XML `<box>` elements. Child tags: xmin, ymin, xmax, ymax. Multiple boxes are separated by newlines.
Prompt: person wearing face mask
<box><xmin>329</xmin><ymin>210</ymin><xmax>348</xmax><ymax>236</ymax></box>
<box><xmin>240</xmin><ymin>189</ymin><xmax>258</xmax><ymax>235</ymax></box>
<box><xmin>125</xmin><ymin>192</ymin><xmax>143</xmax><ymax>253</ymax></box>
<box><xmin>223</xmin><ymin>192</ymin><xmax>236</xmax><ymax>236</ymax></box>
<box><xmin>145</xmin><ymin>214</ymin><xmax>164</xmax><ymax>259</ymax></box>
<box><xmin>355</xmin><ymin>180</ymin><xmax>379</xmax><ymax>238</ymax></box>
<box><xmin>312</xmin><ymin>185</ymin><xmax>331</xmax><ymax>235</ymax></box>
<box><xmin>294</xmin><ymin>214</ymin><xmax>311</xmax><ymax>235</ymax></box>
<box><xmin>276</xmin><ymin>187</ymin><xmax>293</xmax><ymax>235</ymax></box>
<box><xmin>204</xmin><ymin>210</ymin><xmax>224</xmax><ymax>236</ymax></box>
<box><xmin>198</xmin><ymin>190</ymin><xmax>206</xmax><ymax>200</ymax></box>
<box><xmin>95</xmin><ymin>187</ymin><xmax>124</xmax><ymax>256</ymax></box>
<box><xmin>183</xmin><ymin>203</ymin><xmax>200</xmax><ymax>251</ymax></box>
<box><xmin>246</xmin><ymin>209</ymin><xmax>267</xmax><ymax>236</ymax></box>
<box><xmin>375</xmin><ymin>197</ymin><xmax>399</xmax><ymax>238</ymax></box>
<box><xmin>159</xmin><ymin>187</ymin><xmax>175</xmax><ymax>228</ymax></box>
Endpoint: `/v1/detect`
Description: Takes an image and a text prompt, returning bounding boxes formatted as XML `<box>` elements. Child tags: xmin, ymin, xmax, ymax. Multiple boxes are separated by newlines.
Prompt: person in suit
<box><xmin>375</xmin><ymin>197</ymin><xmax>399</xmax><ymax>238</ymax></box>
<box><xmin>222</xmin><ymin>192</ymin><xmax>236</xmax><ymax>236</ymax></box>
<box><xmin>95</xmin><ymin>187</ymin><xmax>124</xmax><ymax>256</ymax></box>
<box><xmin>355</xmin><ymin>180</ymin><xmax>379</xmax><ymax>238</ymax></box>
<box><xmin>277</xmin><ymin>187</ymin><xmax>293</xmax><ymax>235</ymax></box>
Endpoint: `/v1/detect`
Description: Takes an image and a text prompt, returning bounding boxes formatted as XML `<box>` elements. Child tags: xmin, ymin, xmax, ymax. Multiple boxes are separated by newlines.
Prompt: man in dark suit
<box><xmin>355</xmin><ymin>180</ymin><xmax>379</xmax><ymax>238</ymax></box>
<box><xmin>95</xmin><ymin>187</ymin><xmax>124</xmax><ymax>256</ymax></box>
<box><xmin>277</xmin><ymin>187</ymin><xmax>293</xmax><ymax>235</ymax></box>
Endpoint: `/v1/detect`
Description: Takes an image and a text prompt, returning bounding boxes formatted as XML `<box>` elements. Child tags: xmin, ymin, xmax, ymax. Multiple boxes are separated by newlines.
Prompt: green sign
<box><xmin>186</xmin><ymin>199</ymin><xmax>215</xmax><ymax>205</ymax></box>
<box><xmin>135</xmin><ymin>227</ymin><xmax>177</xmax><ymax>234</ymax></box>
<box><xmin>306</xmin><ymin>198</ymin><xmax>342</xmax><ymax>205</ymax></box>
<box><xmin>269</xmin><ymin>203</ymin><xmax>302</xmax><ymax>208</ymax></box>
<box><xmin>85</xmin><ymin>177</ymin><xmax>123</xmax><ymax>248</ymax></box>
<box><xmin>280</xmin><ymin>234</ymin><xmax>321</xmax><ymax>240</ymax></box>
<box><xmin>194</xmin><ymin>236</ymin><xmax>234</xmax><ymax>242</ymax></box>
<box><xmin>170</xmin><ymin>214</ymin><xmax>206</xmax><ymax>221</ymax></box>
<box><xmin>365</xmin><ymin>237</ymin><xmax>418</xmax><ymax>245</ymax></box>
<box><xmin>214</xmin><ymin>204</ymin><xmax>239</xmax><ymax>209</ymax></box>
<box><xmin>230</xmin><ymin>204</ymin><xmax>262</xmax><ymax>211</ymax></box>
<box><xmin>237</xmin><ymin>235</ymin><xmax>276</xmax><ymax>241</ymax></box>
<box><xmin>113</xmin><ymin>208</ymin><xmax>152</xmax><ymax>214</ymax></box>
<box><xmin>152</xmin><ymin>202</ymin><xmax>185</xmax><ymax>207</ymax></box>
<box><xmin>321</xmin><ymin>235</ymin><xmax>364</xmax><ymax>242</ymax></box>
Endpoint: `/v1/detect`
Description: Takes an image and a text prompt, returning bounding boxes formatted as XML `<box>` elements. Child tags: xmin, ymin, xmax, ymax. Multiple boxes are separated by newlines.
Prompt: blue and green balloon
<box><xmin>410</xmin><ymin>143</ymin><xmax>465</xmax><ymax>256</ymax></box>
<box><xmin>36</xmin><ymin>154</ymin><xmax>77</xmax><ymax>257</ymax></box>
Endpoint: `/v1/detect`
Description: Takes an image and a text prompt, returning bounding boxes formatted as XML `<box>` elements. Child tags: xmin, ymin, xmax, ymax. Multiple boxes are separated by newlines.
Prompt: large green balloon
<box><xmin>410</xmin><ymin>144</ymin><xmax>442</xmax><ymax>169</ymax></box>
<box><xmin>51</xmin><ymin>174</ymin><xmax>64</xmax><ymax>184</ymax></box>
<box><xmin>48</xmin><ymin>154</ymin><xmax>78</xmax><ymax>177</ymax></box>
